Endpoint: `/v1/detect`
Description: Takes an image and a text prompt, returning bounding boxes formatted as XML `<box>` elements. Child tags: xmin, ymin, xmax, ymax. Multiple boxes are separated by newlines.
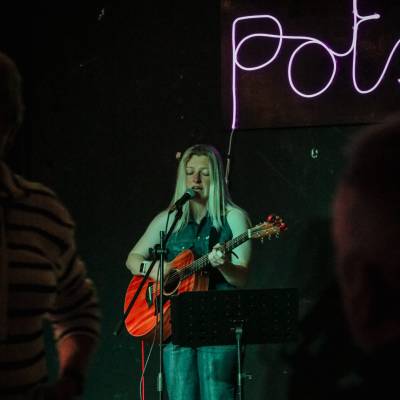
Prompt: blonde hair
<box><xmin>171</xmin><ymin>144</ymin><xmax>239</xmax><ymax>231</ymax></box>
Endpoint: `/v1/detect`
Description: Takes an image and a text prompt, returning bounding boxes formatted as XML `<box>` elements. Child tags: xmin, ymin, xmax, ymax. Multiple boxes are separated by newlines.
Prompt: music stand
<box><xmin>170</xmin><ymin>288</ymin><xmax>299</xmax><ymax>399</ymax></box>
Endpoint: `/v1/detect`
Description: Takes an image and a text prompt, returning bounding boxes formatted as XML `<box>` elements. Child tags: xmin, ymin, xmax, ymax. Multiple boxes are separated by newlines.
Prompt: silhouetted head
<box><xmin>333</xmin><ymin>114</ymin><xmax>400</xmax><ymax>352</ymax></box>
<box><xmin>0</xmin><ymin>51</ymin><xmax>24</xmax><ymax>157</ymax></box>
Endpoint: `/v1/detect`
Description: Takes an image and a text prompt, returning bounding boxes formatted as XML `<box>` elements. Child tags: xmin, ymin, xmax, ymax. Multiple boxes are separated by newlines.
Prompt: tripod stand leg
<box><xmin>235</xmin><ymin>326</ymin><xmax>243</xmax><ymax>400</ymax></box>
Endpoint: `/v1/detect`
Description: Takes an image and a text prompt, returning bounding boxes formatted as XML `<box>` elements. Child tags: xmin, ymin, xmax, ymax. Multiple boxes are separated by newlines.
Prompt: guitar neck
<box><xmin>180</xmin><ymin>231</ymin><xmax>249</xmax><ymax>279</ymax></box>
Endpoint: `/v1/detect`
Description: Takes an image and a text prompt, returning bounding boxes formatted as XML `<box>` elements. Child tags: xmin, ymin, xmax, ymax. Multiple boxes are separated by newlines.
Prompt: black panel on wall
<box><xmin>221</xmin><ymin>0</ymin><xmax>400</xmax><ymax>128</ymax></box>
<box><xmin>228</xmin><ymin>125</ymin><xmax>358</xmax><ymax>400</ymax></box>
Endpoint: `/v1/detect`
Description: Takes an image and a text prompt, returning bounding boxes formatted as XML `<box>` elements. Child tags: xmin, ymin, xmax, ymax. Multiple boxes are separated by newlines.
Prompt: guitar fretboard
<box><xmin>178</xmin><ymin>231</ymin><xmax>249</xmax><ymax>280</ymax></box>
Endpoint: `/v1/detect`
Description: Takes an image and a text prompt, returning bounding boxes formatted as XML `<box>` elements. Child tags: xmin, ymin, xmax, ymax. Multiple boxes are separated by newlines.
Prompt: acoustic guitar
<box><xmin>124</xmin><ymin>214</ymin><xmax>286</xmax><ymax>342</ymax></box>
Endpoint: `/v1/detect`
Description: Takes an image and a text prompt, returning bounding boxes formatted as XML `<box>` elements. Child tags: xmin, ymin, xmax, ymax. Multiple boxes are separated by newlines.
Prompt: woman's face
<box><xmin>185</xmin><ymin>155</ymin><xmax>211</xmax><ymax>202</ymax></box>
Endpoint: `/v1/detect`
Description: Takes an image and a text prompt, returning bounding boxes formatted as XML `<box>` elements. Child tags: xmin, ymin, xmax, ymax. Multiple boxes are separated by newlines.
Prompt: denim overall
<box><xmin>163</xmin><ymin>215</ymin><xmax>237</xmax><ymax>400</ymax></box>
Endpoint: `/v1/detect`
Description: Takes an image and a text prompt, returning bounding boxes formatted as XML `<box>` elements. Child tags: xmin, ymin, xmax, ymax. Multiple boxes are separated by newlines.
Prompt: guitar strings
<box><xmin>161</xmin><ymin>223</ymin><xmax>280</xmax><ymax>288</ymax></box>
<box><xmin>163</xmin><ymin>254</ymin><xmax>208</xmax><ymax>287</ymax></box>
<box><xmin>162</xmin><ymin>233</ymin><xmax>247</xmax><ymax>286</ymax></box>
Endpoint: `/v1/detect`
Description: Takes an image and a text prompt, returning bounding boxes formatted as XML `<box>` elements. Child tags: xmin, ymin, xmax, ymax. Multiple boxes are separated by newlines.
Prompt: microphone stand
<box><xmin>155</xmin><ymin>206</ymin><xmax>184</xmax><ymax>399</ymax></box>
<box><xmin>113</xmin><ymin>206</ymin><xmax>184</xmax><ymax>400</ymax></box>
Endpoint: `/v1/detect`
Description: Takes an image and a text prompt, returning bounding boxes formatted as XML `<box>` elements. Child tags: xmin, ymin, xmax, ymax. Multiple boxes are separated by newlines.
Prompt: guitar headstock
<box><xmin>249</xmin><ymin>214</ymin><xmax>287</xmax><ymax>241</ymax></box>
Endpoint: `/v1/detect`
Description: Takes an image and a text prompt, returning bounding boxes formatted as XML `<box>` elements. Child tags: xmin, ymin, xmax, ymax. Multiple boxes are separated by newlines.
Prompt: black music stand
<box><xmin>170</xmin><ymin>288</ymin><xmax>299</xmax><ymax>400</ymax></box>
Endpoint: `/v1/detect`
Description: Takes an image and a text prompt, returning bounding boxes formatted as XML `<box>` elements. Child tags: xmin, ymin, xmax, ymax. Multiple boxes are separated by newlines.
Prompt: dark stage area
<box><xmin>1</xmin><ymin>1</ymin><xmax>398</xmax><ymax>399</ymax></box>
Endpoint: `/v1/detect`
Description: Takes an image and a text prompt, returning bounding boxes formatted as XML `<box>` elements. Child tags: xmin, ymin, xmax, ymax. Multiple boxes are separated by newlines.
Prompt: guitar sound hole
<box><xmin>164</xmin><ymin>269</ymin><xmax>181</xmax><ymax>294</ymax></box>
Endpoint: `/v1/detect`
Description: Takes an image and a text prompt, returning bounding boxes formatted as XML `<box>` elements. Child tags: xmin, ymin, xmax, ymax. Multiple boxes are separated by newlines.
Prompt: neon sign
<box><xmin>231</xmin><ymin>0</ymin><xmax>400</xmax><ymax>129</ymax></box>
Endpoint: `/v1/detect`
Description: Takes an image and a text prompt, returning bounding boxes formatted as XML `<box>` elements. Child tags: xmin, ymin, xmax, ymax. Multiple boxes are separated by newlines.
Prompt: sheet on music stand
<box><xmin>170</xmin><ymin>288</ymin><xmax>299</xmax><ymax>346</ymax></box>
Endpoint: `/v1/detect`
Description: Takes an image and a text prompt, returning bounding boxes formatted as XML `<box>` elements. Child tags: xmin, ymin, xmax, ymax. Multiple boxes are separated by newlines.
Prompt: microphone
<box><xmin>169</xmin><ymin>188</ymin><xmax>196</xmax><ymax>213</ymax></box>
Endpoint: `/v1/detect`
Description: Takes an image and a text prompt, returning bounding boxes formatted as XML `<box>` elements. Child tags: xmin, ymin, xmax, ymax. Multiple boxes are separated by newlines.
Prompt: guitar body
<box><xmin>123</xmin><ymin>214</ymin><xmax>286</xmax><ymax>342</ymax></box>
<box><xmin>124</xmin><ymin>249</ymin><xmax>209</xmax><ymax>342</ymax></box>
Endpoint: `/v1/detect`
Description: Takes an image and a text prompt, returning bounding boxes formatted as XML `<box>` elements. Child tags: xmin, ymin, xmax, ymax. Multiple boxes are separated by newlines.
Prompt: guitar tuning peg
<box><xmin>267</xmin><ymin>214</ymin><xmax>276</xmax><ymax>223</ymax></box>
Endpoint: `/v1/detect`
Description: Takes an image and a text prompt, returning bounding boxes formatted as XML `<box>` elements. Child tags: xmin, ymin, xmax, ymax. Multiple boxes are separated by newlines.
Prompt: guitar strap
<box><xmin>208</xmin><ymin>226</ymin><xmax>219</xmax><ymax>252</ymax></box>
<box><xmin>207</xmin><ymin>226</ymin><xmax>228</xmax><ymax>289</ymax></box>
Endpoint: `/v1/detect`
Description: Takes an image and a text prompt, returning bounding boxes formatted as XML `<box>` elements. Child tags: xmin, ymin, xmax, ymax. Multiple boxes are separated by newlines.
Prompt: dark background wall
<box><xmin>1</xmin><ymin>2</ymin><xmax>371</xmax><ymax>399</ymax></box>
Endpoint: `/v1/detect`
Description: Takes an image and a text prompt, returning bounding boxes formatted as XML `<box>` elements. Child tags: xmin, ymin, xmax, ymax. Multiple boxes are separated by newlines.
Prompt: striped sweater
<box><xmin>0</xmin><ymin>162</ymin><xmax>101</xmax><ymax>398</ymax></box>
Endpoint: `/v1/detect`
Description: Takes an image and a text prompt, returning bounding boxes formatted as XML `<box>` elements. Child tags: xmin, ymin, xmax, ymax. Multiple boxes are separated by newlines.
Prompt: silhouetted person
<box><xmin>0</xmin><ymin>51</ymin><xmax>101</xmax><ymax>399</ymax></box>
<box><xmin>288</xmin><ymin>114</ymin><xmax>400</xmax><ymax>399</ymax></box>
<box><xmin>332</xmin><ymin>114</ymin><xmax>400</xmax><ymax>398</ymax></box>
